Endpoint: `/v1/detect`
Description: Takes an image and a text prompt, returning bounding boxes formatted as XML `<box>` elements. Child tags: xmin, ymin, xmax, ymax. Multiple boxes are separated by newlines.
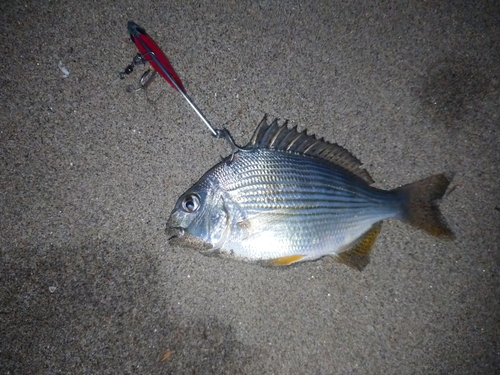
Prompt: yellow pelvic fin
<box><xmin>336</xmin><ymin>223</ymin><xmax>382</xmax><ymax>271</ymax></box>
<box><xmin>270</xmin><ymin>254</ymin><xmax>304</xmax><ymax>266</ymax></box>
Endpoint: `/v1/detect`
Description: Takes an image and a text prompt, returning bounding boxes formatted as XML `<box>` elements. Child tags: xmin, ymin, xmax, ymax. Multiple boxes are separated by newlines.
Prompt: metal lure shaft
<box><xmin>127</xmin><ymin>21</ymin><xmax>218</xmax><ymax>137</ymax></box>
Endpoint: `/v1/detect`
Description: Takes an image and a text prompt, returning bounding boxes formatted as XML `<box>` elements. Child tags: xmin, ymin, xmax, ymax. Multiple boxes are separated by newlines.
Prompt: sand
<box><xmin>1</xmin><ymin>1</ymin><xmax>499</xmax><ymax>374</ymax></box>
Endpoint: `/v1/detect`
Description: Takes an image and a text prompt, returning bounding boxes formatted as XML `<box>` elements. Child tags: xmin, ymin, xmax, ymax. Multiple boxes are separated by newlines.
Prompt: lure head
<box><xmin>127</xmin><ymin>21</ymin><xmax>147</xmax><ymax>39</ymax></box>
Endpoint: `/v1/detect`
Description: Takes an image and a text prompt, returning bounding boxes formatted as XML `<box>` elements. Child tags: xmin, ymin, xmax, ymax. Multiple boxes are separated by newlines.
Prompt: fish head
<box><xmin>166</xmin><ymin>177</ymin><xmax>231</xmax><ymax>251</ymax></box>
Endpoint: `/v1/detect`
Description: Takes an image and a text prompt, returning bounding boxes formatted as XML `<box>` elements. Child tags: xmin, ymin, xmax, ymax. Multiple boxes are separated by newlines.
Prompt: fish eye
<box><xmin>181</xmin><ymin>194</ymin><xmax>200</xmax><ymax>213</ymax></box>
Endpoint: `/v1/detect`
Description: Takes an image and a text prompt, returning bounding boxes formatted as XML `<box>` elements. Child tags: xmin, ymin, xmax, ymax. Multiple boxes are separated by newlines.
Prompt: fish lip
<box><xmin>165</xmin><ymin>226</ymin><xmax>185</xmax><ymax>242</ymax></box>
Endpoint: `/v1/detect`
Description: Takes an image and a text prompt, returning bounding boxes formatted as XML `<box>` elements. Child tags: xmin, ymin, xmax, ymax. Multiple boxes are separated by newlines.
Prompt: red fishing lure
<box><xmin>125</xmin><ymin>21</ymin><xmax>226</xmax><ymax>139</ymax></box>
<box><xmin>127</xmin><ymin>21</ymin><xmax>185</xmax><ymax>92</ymax></box>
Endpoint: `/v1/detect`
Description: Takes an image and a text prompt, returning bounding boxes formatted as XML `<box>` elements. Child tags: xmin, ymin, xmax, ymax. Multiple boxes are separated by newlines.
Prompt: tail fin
<box><xmin>395</xmin><ymin>174</ymin><xmax>454</xmax><ymax>239</ymax></box>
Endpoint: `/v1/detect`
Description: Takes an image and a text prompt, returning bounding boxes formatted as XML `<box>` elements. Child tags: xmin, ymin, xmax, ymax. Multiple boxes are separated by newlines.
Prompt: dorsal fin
<box><xmin>246</xmin><ymin>115</ymin><xmax>374</xmax><ymax>184</ymax></box>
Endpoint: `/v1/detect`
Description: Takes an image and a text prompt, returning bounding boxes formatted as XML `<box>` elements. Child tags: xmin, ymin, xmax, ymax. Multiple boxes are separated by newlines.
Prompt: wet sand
<box><xmin>1</xmin><ymin>1</ymin><xmax>499</xmax><ymax>374</ymax></box>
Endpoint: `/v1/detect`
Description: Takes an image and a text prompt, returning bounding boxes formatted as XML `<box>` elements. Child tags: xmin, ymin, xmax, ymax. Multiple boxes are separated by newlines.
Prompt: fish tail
<box><xmin>395</xmin><ymin>174</ymin><xmax>454</xmax><ymax>239</ymax></box>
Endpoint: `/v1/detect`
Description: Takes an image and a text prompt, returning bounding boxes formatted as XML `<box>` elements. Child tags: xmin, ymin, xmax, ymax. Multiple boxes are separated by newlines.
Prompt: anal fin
<box><xmin>269</xmin><ymin>254</ymin><xmax>304</xmax><ymax>266</ymax></box>
<box><xmin>336</xmin><ymin>223</ymin><xmax>382</xmax><ymax>271</ymax></box>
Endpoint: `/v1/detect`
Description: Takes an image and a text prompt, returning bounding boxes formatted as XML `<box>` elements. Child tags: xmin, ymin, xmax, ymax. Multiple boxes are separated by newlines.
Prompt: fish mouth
<box><xmin>165</xmin><ymin>226</ymin><xmax>185</xmax><ymax>242</ymax></box>
<box><xmin>165</xmin><ymin>226</ymin><xmax>210</xmax><ymax>251</ymax></box>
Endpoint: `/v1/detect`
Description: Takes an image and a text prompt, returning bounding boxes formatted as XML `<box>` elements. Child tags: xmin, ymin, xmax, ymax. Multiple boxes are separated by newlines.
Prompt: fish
<box><xmin>166</xmin><ymin>116</ymin><xmax>454</xmax><ymax>270</ymax></box>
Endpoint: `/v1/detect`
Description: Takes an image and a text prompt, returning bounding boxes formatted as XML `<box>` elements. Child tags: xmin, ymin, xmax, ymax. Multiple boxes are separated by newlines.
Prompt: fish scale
<box><xmin>221</xmin><ymin>150</ymin><xmax>395</xmax><ymax>210</ymax></box>
<box><xmin>217</xmin><ymin>150</ymin><xmax>396</xmax><ymax>258</ymax></box>
<box><xmin>166</xmin><ymin>117</ymin><xmax>453</xmax><ymax>270</ymax></box>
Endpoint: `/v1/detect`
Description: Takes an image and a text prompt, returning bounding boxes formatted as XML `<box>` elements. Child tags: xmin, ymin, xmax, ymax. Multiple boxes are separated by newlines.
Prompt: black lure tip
<box><xmin>127</xmin><ymin>21</ymin><xmax>147</xmax><ymax>37</ymax></box>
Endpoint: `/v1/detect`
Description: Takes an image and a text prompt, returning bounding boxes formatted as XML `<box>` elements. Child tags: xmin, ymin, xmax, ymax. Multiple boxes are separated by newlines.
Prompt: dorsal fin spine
<box><xmin>286</xmin><ymin>128</ymin><xmax>305</xmax><ymax>151</ymax></box>
<box><xmin>269</xmin><ymin>121</ymin><xmax>288</xmax><ymax>147</ymax></box>
<box><xmin>246</xmin><ymin>116</ymin><xmax>374</xmax><ymax>184</ymax></box>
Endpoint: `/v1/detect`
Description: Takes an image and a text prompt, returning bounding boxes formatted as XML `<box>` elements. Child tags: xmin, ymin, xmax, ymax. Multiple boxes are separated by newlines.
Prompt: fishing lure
<box><xmin>127</xmin><ymin>21</ymin><xmax>185</xmax><ymax>92</ymax></box>
<box><xmin>124</xmin><ymin>21</ymin><xmax>233</xmax><ymax>142</ymax></box>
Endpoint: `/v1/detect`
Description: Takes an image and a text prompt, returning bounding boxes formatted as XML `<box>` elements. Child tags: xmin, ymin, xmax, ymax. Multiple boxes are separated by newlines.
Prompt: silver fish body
<box><xmin>166</xmin><ymin>117</ymin><xmax>453</xmax><ymax>269</ymax></box>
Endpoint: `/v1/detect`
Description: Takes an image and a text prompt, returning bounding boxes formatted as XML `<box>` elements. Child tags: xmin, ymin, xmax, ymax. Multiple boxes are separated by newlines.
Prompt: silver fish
<box><xmin>166</xmin><ymin>116</ymin><xmax>453</xmax><ymax>270</ymax></box>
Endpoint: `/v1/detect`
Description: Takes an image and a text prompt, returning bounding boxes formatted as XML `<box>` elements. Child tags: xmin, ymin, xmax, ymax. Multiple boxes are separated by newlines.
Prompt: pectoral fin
<box><xmin>335</xmin><ymin>223</ymin><xmax>382</xmax><ymax>271</ymax></box>
<box><xmin>236</xmin><ymin>209</ymin><xmax>294</xmax><ymax>241</ymax></box>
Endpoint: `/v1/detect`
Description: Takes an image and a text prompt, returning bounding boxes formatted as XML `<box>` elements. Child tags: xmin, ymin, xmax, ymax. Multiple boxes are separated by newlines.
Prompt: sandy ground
<box><xmin>1</xmin><ymin>1</ymin><xmax>499</xmax><ymax>374</ymax></box>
